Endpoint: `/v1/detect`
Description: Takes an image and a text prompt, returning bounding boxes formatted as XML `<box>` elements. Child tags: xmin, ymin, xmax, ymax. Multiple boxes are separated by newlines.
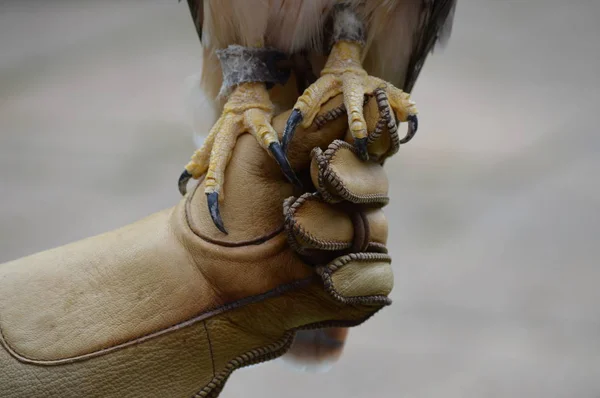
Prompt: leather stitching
<box><xmin>316</xmin><ymin>140</ymin><xmax>390</xmax><ymax>205</ymax></box>
<box><xmin>368</xmin><ymin>87</ymin><xmax>400</xmax><ymax>160</ymax></box>
<box><xmin>192</xmin><ymin>331</ymin><xmax>296</xmax><ymax>398</ymax></box>
<box><xmin>203</xmin><ymin>321</ymin><xmax>216</xmax><ymax>378</ymax></box>
<box><xmin>184</xmin><ymin>177</ymin><xmax>285</xmax><ymax>247</ymax></box>
<box><xmin>193</xmin><ymin>315</ymin><xmax>381</xmax><ymax>398</ymax></box>
<box><xmin>366</xmin><ymin>242</ymin><xmax>388</xmax><ymax>253</ymax></box>
<box><xmin>316</xmin><ymin>252</ymin><xmax>393</xmax><ymax>306</ymax></box>
<box><xmin>0</xmin><ymin>278</ymin><xmax>313</xmax><ymax>365</ymax></box>
<box><xmin>284</xmin><ymin>193</ymin><xmax>352</xmax><ymax>253</ymax></box>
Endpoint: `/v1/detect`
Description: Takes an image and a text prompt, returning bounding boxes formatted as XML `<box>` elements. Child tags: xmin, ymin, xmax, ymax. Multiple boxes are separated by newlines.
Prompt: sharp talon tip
<box><xmin>178</xmin><ymin>170</ymin><xmax>192</xmax><ymax>196</ymax></box>
<box><xmin>269</xmin><ymin>141</ymin><xmax>303</xmax><ymax>189</ymax></box>
<box><xmin>282</xmin><ymin>109</ymin><xmax>303</xmax><ymax>154</ymax></box>
<box><xmin>355</xmin><ymin>137</ymin><xmax>369</xmax><ymax>161</ymax></box>
<box><xmin>408</xmin><ymin>114</ymin><xmax>418</xmax><ymax>132</ymax></box>
<box><xmin>400</xmin><ymin>114</ymin><xmax>418</xmax><ymax>144</ymax></box>
<box><xmin>206</xmin><ymin>192</ymin><xmax>228</xmax><ymax>234</ymax></box>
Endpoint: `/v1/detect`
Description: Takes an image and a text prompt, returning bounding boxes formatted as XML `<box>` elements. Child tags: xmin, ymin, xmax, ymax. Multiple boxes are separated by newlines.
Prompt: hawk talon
<box><xmin>268</xmin><ymin>141</ymin><xmax>303</xmax><ymax>189</ymax></box>
<box><xmin>178</xmin><ymin>169</ymin><xmax>193</xmax><ymax>196</ymax></box>
<box><xmin>207</xmin><ymin>191</ymin><xmax>228</xmax><ymax>234</ymax></box>
<box><xmin>282</xmin><ymin>109</ymin><xmax>303</xmax><ymax>154</ymax></box>
<box><xmin>400</xmin><ymin>114</ymin><xmax>419</xmax><ymax>144</ymax></box>
<box><xmin>283</xmin><ymin>38</ymin><xmax>417</xmax><ymax>165</ymax></box>
<box><xmin>178</xmin><ymin>82</ymin><xmax>306</xmax><ymax>233</ymax></box>
<box><xmin>354</xmin><ymin>137</ymin><xmax>369</xmax><ymax>161</ymax></box>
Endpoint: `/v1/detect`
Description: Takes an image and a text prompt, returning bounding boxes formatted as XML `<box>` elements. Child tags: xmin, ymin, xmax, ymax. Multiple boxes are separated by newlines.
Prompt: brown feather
<box><xmin>362</xmin><ymin>0</ymin><xmax>457</xmax><ymax>93</ymax></box>
<box><xmin>185</xmin><ymin>0</ymin><xmax>203</xmax><ymax>42</ymax></box>
<box><xmin>187</xmin><ymin>0</ymin><xmax>456</xmax><ymax>108</ymax></box>
<box><xmin>402</xmin><ymin>0</ymin><xmax>457</xmax><ymax>92</ymax></box>
<box><xmin>362</xmin><ymin>0</ymin><xmax>423</xmax><ymax>92</ymax></box>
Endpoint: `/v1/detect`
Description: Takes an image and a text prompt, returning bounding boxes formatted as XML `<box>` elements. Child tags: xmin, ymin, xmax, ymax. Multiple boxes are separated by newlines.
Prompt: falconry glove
<box><xmin>0</xmin><ymin>95</ymin><xmax>395</xmax><ymax>397</ymax></box>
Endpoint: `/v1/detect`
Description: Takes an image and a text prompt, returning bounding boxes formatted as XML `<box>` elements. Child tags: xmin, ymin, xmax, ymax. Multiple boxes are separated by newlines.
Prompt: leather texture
<box><xmin>0</xmin><ymin>95</ymin><xmax>396</xmax><ymax>397</ymax></box>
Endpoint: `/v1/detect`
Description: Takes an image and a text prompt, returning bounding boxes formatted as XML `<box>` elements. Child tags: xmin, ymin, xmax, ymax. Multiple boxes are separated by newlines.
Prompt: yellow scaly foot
<box><xmin>178</xmin><ymin>82</ymin><xmax>300</xmax><ymax>234</ymax></box>
<box><xmin>282</xmin><ymin>40</ymin><xmax>418</xmax><ymax>161</ymax></box>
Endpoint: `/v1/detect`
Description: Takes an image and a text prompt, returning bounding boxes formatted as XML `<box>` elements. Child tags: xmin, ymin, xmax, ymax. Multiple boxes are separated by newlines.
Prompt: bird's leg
<box><xmin>282</xmin><ymin>4</ymin><xmax>418</xmax><ymax>160</ymax></box>
<box><xmin>178</xmin><ymin>45</ymin><xmax>299</xmax><ymax>233</ymax></box>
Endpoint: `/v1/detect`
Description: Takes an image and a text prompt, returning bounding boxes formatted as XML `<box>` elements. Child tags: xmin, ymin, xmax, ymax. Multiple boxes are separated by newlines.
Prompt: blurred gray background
<box><xmin>1</xmin><ymin>1</ymin><xmax>599</xmax><ymax>397</ymax></box>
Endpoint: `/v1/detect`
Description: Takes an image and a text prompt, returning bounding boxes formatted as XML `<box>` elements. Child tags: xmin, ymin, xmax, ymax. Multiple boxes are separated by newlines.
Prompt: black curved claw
<box><xmin>269</xmin><ymin>142</ymin><xmax>303</xmax><ymax>189</ymax></box>
<box><xmin>399</xmin><ymin>114</ymin><xmax>418</xmax><ymax>144</ymax></box>
<box><xmin>206</xmin><ymin>192</ymin><xmax>228</xmax><ymax>234</ymax></box>
<box><xmin>178</xmin><ymin>170</ymin><xmax>192</xmax><ymax>196</ymax></box>
<box><xmin>282</xmin><ymin>109</ymin><xmax>303</xmax><ymax>154</ymax></box>
<box><xmin>354</xmin><ymin>137</ymin><xmax>369</xmax><ymax>161</ymax></box>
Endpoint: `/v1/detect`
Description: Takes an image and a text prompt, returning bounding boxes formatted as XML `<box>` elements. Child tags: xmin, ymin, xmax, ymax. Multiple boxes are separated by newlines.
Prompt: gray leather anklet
<box><xmin>216</xmin><ymin>45</ymin><xmax>290</xmax><ymax>97</ymax></box>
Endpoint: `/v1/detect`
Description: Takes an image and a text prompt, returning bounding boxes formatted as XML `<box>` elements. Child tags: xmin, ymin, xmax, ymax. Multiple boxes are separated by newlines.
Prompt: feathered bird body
<box><xmin>190</xmin><ymin>0</ymin><xmax>456</xmax><ymax>125</ymax></box>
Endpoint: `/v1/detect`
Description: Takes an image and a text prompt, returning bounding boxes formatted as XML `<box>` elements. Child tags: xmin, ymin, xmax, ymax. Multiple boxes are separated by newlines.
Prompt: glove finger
<box><xmin>272</xmin><ymin>95</ymin><xmax>348</xmax><ymax>172</ymax></box>
<box><xmin>317</xmin><ymin>252</ymin><xmax>393</xmax><ymax>306</ymax></box>
<box><xmin>272</xmin><ymin>95</ymin><xmax>387</xmax><ymax>173</ymax></box>
<box><xmin>283</xmin><ymin>193</ymin><xmax>387</xmax><ymax>264</ymax></box>
<box><xmin>310</xmin><ymin>140</ymin><xmax>389</xmax><ymax>206</ymax></box>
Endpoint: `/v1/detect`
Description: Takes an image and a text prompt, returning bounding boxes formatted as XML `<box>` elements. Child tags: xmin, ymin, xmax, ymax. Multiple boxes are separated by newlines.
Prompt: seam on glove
<box><xmin>203</xmin><ymin>321</ymin><xmax>216</xmax><ymax>378</ymax></box>
<box><xmin>192</xmin><ymin>315</ymin><xmax>380</xmax><ymax>398</ymax></box>
<box><xmin>184</xmin><ymin>178</ymin><xmax>285</xmax><ymax>247</ymax></box>
<box><xmin>353</xmin><ymin>210</ymin><xmax>370</xmax><ymax>252</ymax></box>
<box><xmin>314</xmin><ymin>148</ymin><xmax>340</xmax><ymax>203</ymax></box>
<box><xmin>368</xmin><ymin>87</ymin><xmax>400</xmax><ymax>157</ymax></box>
<box><xmin>314</xmin><ymin>140</ymin><xmax>390</xmax><ymax>205</ymax></box>
<box><xmin>0</xmin><ymin>278</ymin><xmax>312</xmax><ymax>366</ymax></box>
<box><xmin>316</xmin><ymin>253</ymin><xmax>392</xmax><ymax>306</ymax></box>
<box><xmin>283</xmin><ymin>193</ymin><xmax>352</xmax><ymax>253</ymax></box>
<box><xmin>192</xmin><ymin>331</ymin><xmax>295</xmax><ymax>398</ymax></box>
<box><xmin>366</xmin><ymin>242</ymin><xmax>388</xmax><ymax>253</ymax></box>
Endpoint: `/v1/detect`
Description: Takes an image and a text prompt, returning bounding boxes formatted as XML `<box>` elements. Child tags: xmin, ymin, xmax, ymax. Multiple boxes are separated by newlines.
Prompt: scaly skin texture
<box><xmin>185</xmin><ymin>82</ymin><xmax>277</xmax><ymax>196</ymax></box>
<box><xmin>294</xmin><ymin>41</ymin><xmax>418</xmax><ymax>142</ymax></box>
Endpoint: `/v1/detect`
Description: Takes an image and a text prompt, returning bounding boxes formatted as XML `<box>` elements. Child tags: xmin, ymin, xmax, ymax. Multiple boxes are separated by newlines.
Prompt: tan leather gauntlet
<box><xmin>0</xmin><ymin>96</ymin><xmax>394</xmax><ymax>398</ymax></box>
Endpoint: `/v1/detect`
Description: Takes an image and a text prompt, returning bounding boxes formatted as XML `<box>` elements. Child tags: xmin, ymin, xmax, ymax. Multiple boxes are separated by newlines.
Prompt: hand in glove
<box><xmin>0</xmin><ymin>95</ymin><xmax>396</xmax><ymax>398</ymax></box>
